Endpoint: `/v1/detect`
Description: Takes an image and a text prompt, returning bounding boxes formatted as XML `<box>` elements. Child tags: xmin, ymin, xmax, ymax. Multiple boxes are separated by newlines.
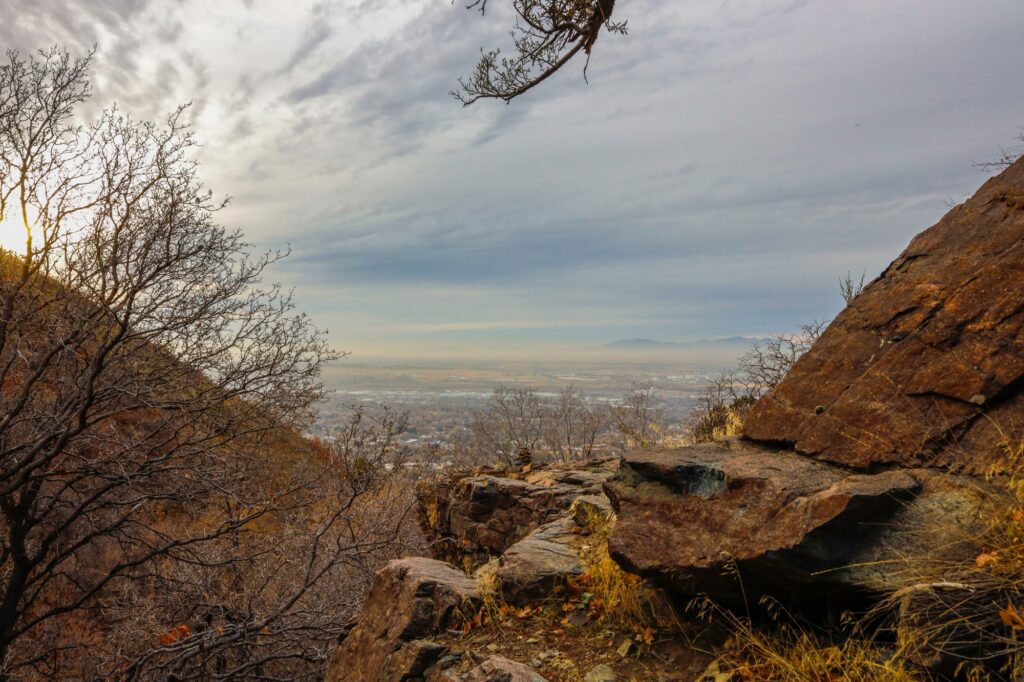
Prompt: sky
<box><xmin>2</xmin><ymin>0</ymin><xmax>1023</xmax><ymax>359</ymax></box>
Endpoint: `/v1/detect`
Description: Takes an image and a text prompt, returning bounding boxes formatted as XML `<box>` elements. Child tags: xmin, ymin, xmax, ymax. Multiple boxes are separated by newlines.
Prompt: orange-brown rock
<box><xmin>325</xmin><ymin>558</ymin><xmax>479</xmax><ymax>682</ymax></box>
<box><xmin>744</xmin><ymin>157</ymin><xmax>1024</xmax><ymax>472</ymax></box>
<box><xmin>604</xmin><ymin>440</ymin><xmax>992</xmax><ymax>606</ymax></box>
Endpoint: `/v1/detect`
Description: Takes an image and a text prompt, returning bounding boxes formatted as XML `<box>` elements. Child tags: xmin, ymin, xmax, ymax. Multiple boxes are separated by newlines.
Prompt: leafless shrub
<box><xmin>840</xmin><ymin>270</ymin><xmax>867</xmax><ymax>304</ymax></box>
<box><xmin>975</xmin><ymin>129</ymin><xmax>1024</xmax><ymax>173</ymax></box>
<box><xmin>739</xmin><ymin>320</ymin><xmax>826</xmax><ymax>395</ymax></box>
<box><xmin>689</xmin><ymin>372</ymin><xmax>759</xmax><ymax>444</ymax></box>
<box><xmin>689</xmin><ymin>321</ymin><xmax>825</xmax><ymax>444</ymax></box>
<box><xmin>466</xmin><ymin>386</ymin><xmax>547</xmax><ymax>467</ymax></box>
<box><xmin>461</xmin><ymin>384</ymin><xmax>610</xmax><ymax>466</ymax></box>
<box><xmin>110</xmin><ymin>405</ymin><xmax>423</xmax><ymax>681</ymax></box>
<box><xmin>453</xmin><ymin>0</ymin><xmax>628</xmax><ymax>104</ymax></box>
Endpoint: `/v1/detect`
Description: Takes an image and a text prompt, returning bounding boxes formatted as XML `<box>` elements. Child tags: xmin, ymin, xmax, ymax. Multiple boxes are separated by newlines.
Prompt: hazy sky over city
<box><xmin>3</xmin><ymin>0</ymin><xmax>1023</xmax><ymax>358</ymax></box>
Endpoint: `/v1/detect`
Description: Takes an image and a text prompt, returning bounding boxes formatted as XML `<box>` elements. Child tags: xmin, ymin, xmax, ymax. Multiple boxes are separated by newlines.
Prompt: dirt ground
<box><xmin>433</xmin><ymin>600</ymin><xmax>719</xmax><ymax>682</ymax></box>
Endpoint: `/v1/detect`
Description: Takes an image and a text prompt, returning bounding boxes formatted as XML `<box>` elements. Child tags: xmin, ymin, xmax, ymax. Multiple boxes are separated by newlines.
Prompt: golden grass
<box><xmin>700</xmin><ymin>419</ymin><xmax>1024</xmax><ymax>682</ymax></box>
<box><xmin>569</xmin><ymin>499</ymin><xmax>679</xmax><ymax>633</ymax></box>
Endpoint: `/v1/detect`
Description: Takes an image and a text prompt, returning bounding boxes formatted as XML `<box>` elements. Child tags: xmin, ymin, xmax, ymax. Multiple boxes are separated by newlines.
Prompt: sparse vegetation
<box><xmin>457</xmin><ymin>383</ymin><xmax>664</xmax><ymax>467</ymax></box>
<box><xmin>570</xmin><ymin>499</ymin><xmax>677</xmax><ymax>632</ymax></box>
<box><xmin>688</xmin><ymin>320</ymin><xmax>825</xmax><ymax>443</ymax></box>
<box><xmin>698</xmin><ymin>598</ymin><xmax>925</xmax><ymax>682</ymax></box>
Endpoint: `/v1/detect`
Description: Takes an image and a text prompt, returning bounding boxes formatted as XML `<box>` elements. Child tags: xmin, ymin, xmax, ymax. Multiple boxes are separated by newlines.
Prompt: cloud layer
<box><xmin>2</xmin><ymin>0</ymin><xmax>1023</xmax><ymax>357</ymax></box>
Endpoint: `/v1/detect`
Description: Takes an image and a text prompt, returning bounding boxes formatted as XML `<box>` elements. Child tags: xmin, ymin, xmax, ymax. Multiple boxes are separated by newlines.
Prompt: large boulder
<box><xmin>605</xmin><ymin>440</ymin><xmax>994</xmax><ymax>607</ymax></box>
<box><xmin>744</xmin><ymin>157</ymin><xmax>1024</xmax><ymax>472</ymax></box>
<box><xmin>419</xmin><ymin>459</ymin><xmax>618</xmax><ymax>569</ymax></box>
<box><xmin>326</xmin><ymin>558</ymin><xmax>480</xmax><ymax>682</ymax></box>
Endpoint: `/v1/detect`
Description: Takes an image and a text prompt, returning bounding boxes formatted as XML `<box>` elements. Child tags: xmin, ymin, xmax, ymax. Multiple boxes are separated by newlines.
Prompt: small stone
<box><xmin>485</xmin><ymin>643</ymin><xmax>499</xmax><ymax>652</ymax></box>
<box><xmin>531</xmin><ymin>658</ymin><xmax>542</xmax><ymax>668</ymax></box>
<box><xmin>584</xmin><ymin>663</ymin><xmax>616</xmax><ymax>682</ymax></box>
<box><xmin>539</xmin><ymin>650</ymin><xmax>559</xmax><ymax>661</ymax></box>
<box><xmin>970</xmin><ymin>393</ymin><xmax>986</xmax><ymax>406</ymax></box>
<box><xmin>567</xmin><ymin>611</ymin><xmax>589</xmax><ymax>627</ymax></box>
<box><xmin>438</xmin><ymin>654</ymin><xmax>462</xmax><ymax>670</ymax></box>
<box><xmin>698</xmin><ymin>660</ymin><xmax>732</xmax><ymax>682</ymax></box>
<box><xmin>616</xmin><ymin>639</ymin><xmax>632</xmax><ymax>658</ymax></box>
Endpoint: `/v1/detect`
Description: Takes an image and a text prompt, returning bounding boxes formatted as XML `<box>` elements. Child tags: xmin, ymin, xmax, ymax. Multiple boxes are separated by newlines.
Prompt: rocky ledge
<box><xmin>327</xmin><ymin>159</ymin><xmax>1024</xmax><ymax>681</ymax></box>
<box><xmin>418</xmin><ymin>459</ymin><xmax>619</xmax><ymax>570</ymax></box>
<box><xmin>605</xmin><ymin>439</ymin><xmax>996</xmax><ymax>610</ymax></box>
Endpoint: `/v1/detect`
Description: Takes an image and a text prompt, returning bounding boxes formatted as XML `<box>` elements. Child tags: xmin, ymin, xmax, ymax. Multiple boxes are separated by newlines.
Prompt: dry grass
<box><xmin>863</xmin><ymin>419</ymin><xmax>1024</xmax><ymax>680</ymax></box>
<box><xmin>569</xmin><ymin>499</ymin><xmax>679</xmax><ymax>633</ymax></box>
<box><xmin>689</xmin><ymin>591</ymin><xmax>927</xmax><ymax>682</ymax></box>
<box><xmin>700</xmin><ymin>419</ymin><xmax>1024</xmax><ymax>681</ymax></box>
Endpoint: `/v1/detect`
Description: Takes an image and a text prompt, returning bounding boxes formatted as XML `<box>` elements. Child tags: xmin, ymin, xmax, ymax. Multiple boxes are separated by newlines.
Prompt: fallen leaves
<box><xmin>158</xmin><ymin>624</ymin><xmax>191</xmax><ymax>646</ymax></box>
<box><xmin>975</xmin><ymin>551</ymin><xmax>999</xmax><ymax>569</ymax></box>
<box><xmin>999</xmin><ymin>603</ymin><xmax>1024</xmax><ymax>631</ymax></box>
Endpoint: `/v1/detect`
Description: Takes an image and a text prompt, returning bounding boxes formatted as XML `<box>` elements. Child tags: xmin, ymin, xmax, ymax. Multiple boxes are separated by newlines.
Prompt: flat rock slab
<box><xmin>488</xmin><ymin>516</ymin><xmax>585</xmax><ymax>602</ymax></box>
<box><xmin>605</xmin><ymin>441</ymin><xmax>994</xmax><ymax>604</ymax></box>
<box><xmin>459</xmin><ymin>656</ymin><xmax>550</xmax><ymax>682</ymax></box>
<box><xmin>744</xmin><ymin>157</ymin><xmax>1024</xmax><ymax>472</ymax></box>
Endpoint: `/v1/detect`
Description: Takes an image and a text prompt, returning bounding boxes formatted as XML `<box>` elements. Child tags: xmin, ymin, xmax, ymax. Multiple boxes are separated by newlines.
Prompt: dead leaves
<box><xmin>975</xmin><ymin>551</ymin><xmax>999</xmax><ymax>569</ymax></box>
<box><xmin>1000</xmin><ymin>603</ymin><xmax>1024</xmax><ymax>631</ymax></box>
<box><xmin>158</xmin><ymin>624</ymin><xmax>191</xmax><ymax>646</ymax></box>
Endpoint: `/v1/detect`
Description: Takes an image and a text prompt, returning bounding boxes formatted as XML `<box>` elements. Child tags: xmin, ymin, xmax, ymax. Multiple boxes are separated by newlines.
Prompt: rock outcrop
<box><xmin>744</xmin><ymin>157</ymin><xmax>1024</xmax><ymax>472</ymax></box>
<box><xmin>329</xmin><ymin>160</ymin><xmax>1024</xmax><ymax>681</ymax></box>
<box><xmin>605</xmin><ymin>440</ymin><xmax>995</xmax><ymax>606</ymax></box>
<box><xmin>326</xmin><ymin>558</ymin><xmax>480</xmax><ymax>681</ymax></box>
<box><xmin>418</xmin><ymin>459</ymin><xmax>618</xmax><ymax>569</ymax></box>
<box><xmin>484</xmin><ymin>515</ymin><xmax>586</xmax><ymax>603</ymax></box>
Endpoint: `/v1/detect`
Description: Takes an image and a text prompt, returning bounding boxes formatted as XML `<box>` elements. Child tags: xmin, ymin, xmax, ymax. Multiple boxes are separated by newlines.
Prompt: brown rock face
<box><xmin>418</xmin><ymin>459</ymin><xmax>618</xmax><ymax>569</ymax></box>
<box><xmin>744</xmin><ymin>157</ymin><xmax>1024</xmax><ymax>472</ymax></box>
<box><xmin>605</xmin><ymin>441</ymin><xmax>992</xmax><ymax>605</ymax></box>
<box><xmin>325</xmin><ymin>558</ymin><xmax>479</xmax><ymax>682</ymax></box>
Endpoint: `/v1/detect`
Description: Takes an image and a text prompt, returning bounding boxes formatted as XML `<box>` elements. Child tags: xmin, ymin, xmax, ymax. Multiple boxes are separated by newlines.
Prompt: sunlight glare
<box><xmin>0</xmin><ymin>210</ymin><xmax>43</xmax><ymax>256</ymax></box>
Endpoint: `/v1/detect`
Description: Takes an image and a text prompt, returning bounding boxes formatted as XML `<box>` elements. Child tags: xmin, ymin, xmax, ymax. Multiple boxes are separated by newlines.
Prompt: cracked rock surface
<box><xmin>605</xmin><ymin>440</ymin><xmax>995</xmax><ymax>604</ymax></box>
<box><xmin>744</xmin><ymin>157</ymin><xmax>1024</xmax><ymax>472</ymax></box>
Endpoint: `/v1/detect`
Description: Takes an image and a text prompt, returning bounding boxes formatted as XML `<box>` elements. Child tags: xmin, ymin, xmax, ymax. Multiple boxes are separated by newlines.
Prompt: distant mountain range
<box><xmin>606</xmin><ymin>336</ymin><xmax>771</xmax><ymax>350</ymax></box>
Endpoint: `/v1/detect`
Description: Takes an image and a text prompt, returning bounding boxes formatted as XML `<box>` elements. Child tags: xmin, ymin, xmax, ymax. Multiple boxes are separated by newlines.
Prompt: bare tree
<box><xmin>468</xmin><ymin>386</ymin><xmax>547</xmax><ymax>467</ymax></box>
<box><xmin>738</xmin><ymin>320</ymin><xmax>825</xmax><ymax>395</ymax></box>
<box><xmin>453</xmin><ymin>0</ymin><xmax>628</xmax><ymax>104</ymax></box>
<box><xmin>0</xmin><ymin>47</ymin><xmax>418</xmax><ymax>680</ymax></box>
<box><xmin>608</xmin><ymin>384</ymin><xmax>662</xmax><ymax>450</ymax></box>
<box><xmin>688</xmin><ymin>321</ymin><xmax>826</xmax><ymax>443</ymax></box>
<box><xmin>545</xmin><ymin>386</ymin><xmax>602</xmax><ymax>462</ymax></box>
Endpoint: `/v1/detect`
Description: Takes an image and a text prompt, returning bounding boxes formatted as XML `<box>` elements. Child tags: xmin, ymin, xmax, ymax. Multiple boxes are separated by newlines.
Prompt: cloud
<box><xmin>3</xmin><ymin>0</ymin><xmax>1024</xmax><ymax>354</ymax></box>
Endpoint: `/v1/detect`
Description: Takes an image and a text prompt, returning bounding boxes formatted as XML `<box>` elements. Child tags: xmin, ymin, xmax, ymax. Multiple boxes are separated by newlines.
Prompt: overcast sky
<box><xmin>3</xmin><ymin>0</ymin><xmax>1023</xmax><ymax>358</ymax></box>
